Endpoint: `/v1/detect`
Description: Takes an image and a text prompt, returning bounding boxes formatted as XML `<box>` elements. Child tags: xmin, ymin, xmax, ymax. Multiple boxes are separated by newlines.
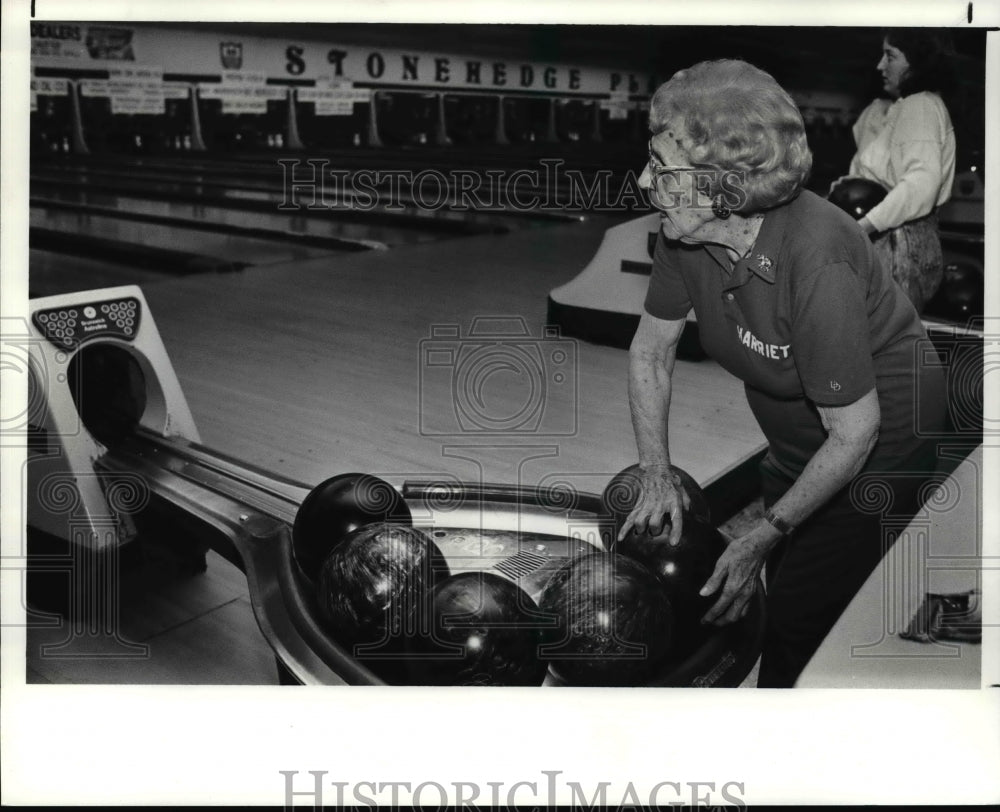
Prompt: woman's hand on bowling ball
<box><xmin>616</xmin><ymin>467</ymin><xmax>690</xmax><ymax>546</ymax></box>
<box><xmin>697</xmin><ymin>531</ymin><xmax>775</xmax><ymax>626</ymax></box>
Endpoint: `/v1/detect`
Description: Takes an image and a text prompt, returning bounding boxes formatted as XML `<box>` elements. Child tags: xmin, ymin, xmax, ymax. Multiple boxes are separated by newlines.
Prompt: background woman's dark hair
<box><xmin>884</xmin><ymin>28</ymin><xmax>957</xmax><ymax>101</ymax></box>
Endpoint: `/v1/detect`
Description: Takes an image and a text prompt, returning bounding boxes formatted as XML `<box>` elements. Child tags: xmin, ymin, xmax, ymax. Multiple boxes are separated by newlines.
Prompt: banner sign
<box><xmin>31</xmin><ymin>22</ymin><xmax>136</xmax><ymax>60</ymax></box>
<box><xmin>31</xmin><ymin>22</ymin><xmax>657</xmax><ymax>98</ymax></box>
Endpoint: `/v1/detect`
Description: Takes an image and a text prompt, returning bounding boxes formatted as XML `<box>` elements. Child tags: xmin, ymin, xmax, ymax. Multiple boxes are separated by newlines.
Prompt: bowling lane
<box><xmin>29</xmin><ymin>248</ymin><xmax>172</xmax><ymax>297</ymax></box>
<box><xmin>139</xmin><ymin>216</ymin><xmax>767</xmax><ymax>492</ymax></box>
<box><xmin>39</xmin><ymin>145</ymin><xmax>639</xmax><ymax>185</ymax></box>
<box><xmin>32</xmin><ymin>161</ymin><xmax>590</xmax><ymax>227</ymax></box>
<box><xmin>30</xmin><ymin>188</ymin><xmax>437</xmax><ymax>248</ymax></box>
<box><xmin>30</xmin><ymin>207</ymin><xmax>343</xmax><ymax>267</ymax></box>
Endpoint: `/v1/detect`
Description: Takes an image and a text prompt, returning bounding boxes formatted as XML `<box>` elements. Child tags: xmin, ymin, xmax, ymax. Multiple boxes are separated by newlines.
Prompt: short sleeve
<box><xmin>791</xmin><ymin>262</ymin><xmax>876</xmax><ymax>406</ymax></box>
<box><xmin>643</xmin><ymin>232</ymin><xmax>692</xmax><ymax>320</ymax></box>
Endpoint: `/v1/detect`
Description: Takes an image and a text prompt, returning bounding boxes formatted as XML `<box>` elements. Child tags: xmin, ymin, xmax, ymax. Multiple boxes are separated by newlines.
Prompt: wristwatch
<box><xmin>763</xmin><ymin>508</ymin><xmax>795</xmax><ymax>536</ymax></box>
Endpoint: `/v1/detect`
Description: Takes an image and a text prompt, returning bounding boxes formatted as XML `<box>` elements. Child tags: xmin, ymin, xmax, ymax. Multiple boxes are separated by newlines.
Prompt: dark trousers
<box><xmin>756</xmin><ymin>447</ymin><xmax>941</xmax><ymax>688</ymax></box>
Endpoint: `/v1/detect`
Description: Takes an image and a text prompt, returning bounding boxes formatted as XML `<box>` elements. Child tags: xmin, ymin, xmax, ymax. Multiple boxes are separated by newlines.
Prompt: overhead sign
<box><xmin>31</xmin><ymin>23</ymin><xmax>657</xmax><ymax>97</ymax></box>
<box><xmin>77</xmin><ymin>65</ymin><xmax>166</xmax><ymax>114</ymax></box>
<box><xmin>30</xmin><ymin>22</ymin><xmax>136</xmax><ymax>61</ymax></box>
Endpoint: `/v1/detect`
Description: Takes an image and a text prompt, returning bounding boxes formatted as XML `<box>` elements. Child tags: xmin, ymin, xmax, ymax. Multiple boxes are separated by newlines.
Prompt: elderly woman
<box><xmin>838</xmin><ymin>29</ymin><xmax>956</xmax><ymax>312</ymax></box>
<box><xmin>619</xmin><ymin>59</ymin><xmax>947</xmax><ymax>687</ymax></box>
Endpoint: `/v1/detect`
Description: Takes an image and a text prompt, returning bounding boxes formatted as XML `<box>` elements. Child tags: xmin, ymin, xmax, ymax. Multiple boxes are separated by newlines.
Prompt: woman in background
<box><xmin>837</xmin><ymin>28</ymin><xmax>956</xmax><ymax>313</ymax></box>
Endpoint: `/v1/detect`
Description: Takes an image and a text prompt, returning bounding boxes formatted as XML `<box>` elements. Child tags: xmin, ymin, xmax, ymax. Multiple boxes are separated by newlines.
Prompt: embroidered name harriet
<box><xmin>737</xmin><ymin>325</ymin><xmax>791</xmax><ymax>360</ymax></box>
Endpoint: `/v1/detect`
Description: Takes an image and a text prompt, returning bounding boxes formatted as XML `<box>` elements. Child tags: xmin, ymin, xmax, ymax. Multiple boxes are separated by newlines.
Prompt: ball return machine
<box><xmin>22</xmin><ymin>285</ymin><xmax>763</xmax><ymax>686</ymax></box>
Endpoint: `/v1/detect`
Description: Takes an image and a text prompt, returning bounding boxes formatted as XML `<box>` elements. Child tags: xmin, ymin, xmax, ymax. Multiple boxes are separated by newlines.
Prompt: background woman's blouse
<box><xmin>848</xmin><ymin>91</ymin><xmax>956</xmax><ymax>232</ymax></box>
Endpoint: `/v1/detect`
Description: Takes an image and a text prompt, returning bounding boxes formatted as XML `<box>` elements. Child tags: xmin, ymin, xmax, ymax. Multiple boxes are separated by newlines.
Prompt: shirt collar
<box><xmin>742</xmin><ymin>198</ymin><xmax>790</xmax><ymax>284</ymax></box>
<box><xmin>702</xmin><ymin>197</ymin><xmax>791</xmax><ymax>282</ymax></box>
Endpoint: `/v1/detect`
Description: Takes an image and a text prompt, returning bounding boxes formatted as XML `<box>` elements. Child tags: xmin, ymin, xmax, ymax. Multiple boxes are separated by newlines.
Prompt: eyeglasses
<box><xmin>646</xmin><ymin>142</ymin><xmax>701</xmax><ymax>209</ymax></box>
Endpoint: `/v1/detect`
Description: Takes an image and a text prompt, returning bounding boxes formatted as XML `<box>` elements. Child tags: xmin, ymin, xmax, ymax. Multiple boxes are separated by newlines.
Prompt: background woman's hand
<box><xmin>857</xmin><ymin>215</ymin><xmax>878</xmax><ymax>235</ymax></box>
<box><xmin>616</xmin><ymin>467</ymin><xmax>691</xmax><ymax>547</ymax></box>
<box><xmin>698</xmin><ymin>532</ymin><xmax>771</xmax><ymax>625</ymax></box>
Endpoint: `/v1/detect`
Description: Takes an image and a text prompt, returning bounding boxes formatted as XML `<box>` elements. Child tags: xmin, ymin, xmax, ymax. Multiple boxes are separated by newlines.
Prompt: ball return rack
<box><xmin>22</xmin><ymin>285</ymin><xmax>763</xmax><ymax>687</ymax></box>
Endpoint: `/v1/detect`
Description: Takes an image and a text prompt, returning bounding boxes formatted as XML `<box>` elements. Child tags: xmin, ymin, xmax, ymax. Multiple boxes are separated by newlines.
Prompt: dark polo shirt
<box><xmin>644</xmin><ymin>189</ymin><xmax>945</xmax><ymax>479</ymax></box>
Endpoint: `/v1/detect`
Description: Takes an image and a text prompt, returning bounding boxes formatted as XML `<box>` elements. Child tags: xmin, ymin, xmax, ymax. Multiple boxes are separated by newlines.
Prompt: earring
<box><xmin>712</xmin><ymin>197</ymin><xmax>732</xmax><ymax>219</ymax></box>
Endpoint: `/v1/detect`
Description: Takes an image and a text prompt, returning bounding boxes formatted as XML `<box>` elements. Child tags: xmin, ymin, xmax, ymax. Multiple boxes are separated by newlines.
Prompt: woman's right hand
<box><xmin>616</xmin><ymin>466</ymin><xmax>691</xmax><ymax>547</ymax></box>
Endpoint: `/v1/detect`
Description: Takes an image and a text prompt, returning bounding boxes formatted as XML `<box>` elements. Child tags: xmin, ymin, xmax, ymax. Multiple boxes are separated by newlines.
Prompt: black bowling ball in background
<box><xmin>539</xmin><ymin>552</ymin><xmax>674</xmax><ymax>686</ymax></box>
<box><xmin>316</xmin><ymin>522</ymin><xmax>449</xmax><ymax>683</ymax></box>
<box><xmin>923</xmin><ymin>259</ymin><xmax>985</xmax><ymax>325</ymax></box>
<box><xmin>828</xmin><ymin>177</ymin><xmax>888</xmax><ymax>220</ymax></box>
<box><xmin>938</xmin><ymin>261</ymin><xmax>984</xmax><ymax>322</ymax></box>
<box><xmin>407</xmin><ymin>571</ymin><xmax>549</xmax><ymax>686</ymax></box>
<box><xmin>602</xmin><ymin>463</ymin><xmax>711</xmax><ymax>528</ymax></box>
<box><xmin>292</xmin><ymin>473</ymin><xmax>412</xmax><ymax>583</ymax></box>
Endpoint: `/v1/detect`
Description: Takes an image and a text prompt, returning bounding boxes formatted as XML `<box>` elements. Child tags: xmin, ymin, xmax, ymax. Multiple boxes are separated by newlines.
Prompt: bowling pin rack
<box><xmin>22</xmin><ymin>285</ymin><xmax>763</xmax><ymax>686</ymax></box>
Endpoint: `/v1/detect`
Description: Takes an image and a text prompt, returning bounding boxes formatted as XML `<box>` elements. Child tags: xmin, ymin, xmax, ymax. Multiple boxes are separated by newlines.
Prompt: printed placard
<box><xmin>222</xmin><ymin>70</ymin><xmax>266</xmax><ymax>85</ymax></box>
<box><xmin>79</xmin><ymin>79</ymin><xmax>110</xmax><ymax>97</ymax></box>
<box><xmin>304</xmin><ymin>79</ymin><xmax>369</xmax><ymax>115</ymax></box>
<box><xmin>221</xmin><ymin>100</ymin><xmax>268</xmax><ymax>114</ymax></box>
<box><xmin>601</xmin><ymin>89</ymin><xmax>631</xmax><ymax>120</ymax></box>
<box><xmin>162</xmin><ymin>83</ymin><xmax>191</xmax><ymax>100</ymax></box>
<box><xmin>31</xmin><ymin>77</ymin><xmax>70</xmax><ymax>96</ymax></box>
<box><xmin>108</xmin><ymin>64</ymin><xmax>163</xmax><ymax>82</ymax></box>
<box><xmin>315</xmin><ymin>100</ymin><xmax>355</xmax><ymax>116</ymax></box>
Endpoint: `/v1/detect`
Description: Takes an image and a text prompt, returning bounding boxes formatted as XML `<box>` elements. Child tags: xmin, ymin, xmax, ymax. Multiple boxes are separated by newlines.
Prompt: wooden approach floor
<box><xmin>25</xmin><ymin>216</ymin><xmax>767</xmax><ymax>685</ymax></box>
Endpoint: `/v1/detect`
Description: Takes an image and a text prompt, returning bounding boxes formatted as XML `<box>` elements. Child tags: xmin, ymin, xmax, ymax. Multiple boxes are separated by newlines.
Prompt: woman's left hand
<box><xmin>698</xmin><ymin>532</ymin><xmax>773</xmax><ymax>625</ymax></box>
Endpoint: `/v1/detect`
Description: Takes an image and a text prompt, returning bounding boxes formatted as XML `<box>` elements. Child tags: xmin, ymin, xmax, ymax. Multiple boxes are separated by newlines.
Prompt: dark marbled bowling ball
<box><xmin>539</xmin><ymin>552</ymin><xmax>674</xmax><ymax>686</ymax></box>
<box><xmin>316</xmin><ymin>522</ymin><xmax>448</xmax><ymax>683</ymax></box>
<box><xmin>408</xmin><ymin>571</ymin><xmax>549</xmax><ymax>686</ymax></box>
<box><xmin>608</xmin><ymin>516</ymin><xmax>728</xmax><ymax>660</ymax></box>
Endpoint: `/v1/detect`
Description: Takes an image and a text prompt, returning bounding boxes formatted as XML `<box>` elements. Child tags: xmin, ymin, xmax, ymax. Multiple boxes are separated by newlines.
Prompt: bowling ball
<box><xmin>828</xmin><ymin>177</ymin><xmax>888</xmax><ymax>220</ymax></box>
<box><xmin>940</xmin><ymin>261</ymin><xmax>984</xmax><ymax>321</ymax></box>
<box><xmin>316</xmin><ymin>522</ymin><xmax>448</xmax><ymax>682</ymax></box>
<box><xmin>408</xmin><ymin>572</ymin><xmax>549</xmax><ymax>686</ymax></box>
<box><xmin>539</xmin><ymin>552</ymin><xmax>674</xmax><ymax>686</ymax></box>
<box><xmin>602</xmin><ymin>463</ymin><xmax>711</xmax><ymax>529</ymax></box>
<box><xmin>608</xmin><ymin>515</ymin><xmax>728</xmax><ymax>660</ymax></box>
<box><xmin>653</xmin><ymin>582</ymin><xmax>767</xmax><ymax>687</ymax></box>
<box><xmin>292</xmin><ymin>473</ymin><xmax>411</xmax><ymax>583</ymax></box>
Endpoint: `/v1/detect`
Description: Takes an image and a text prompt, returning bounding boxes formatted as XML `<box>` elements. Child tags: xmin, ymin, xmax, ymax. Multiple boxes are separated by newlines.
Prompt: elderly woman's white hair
<box><xmin>650</xmin><ymin>59</ymin><xmax>812</xmax><ymax>213</ymax></box>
